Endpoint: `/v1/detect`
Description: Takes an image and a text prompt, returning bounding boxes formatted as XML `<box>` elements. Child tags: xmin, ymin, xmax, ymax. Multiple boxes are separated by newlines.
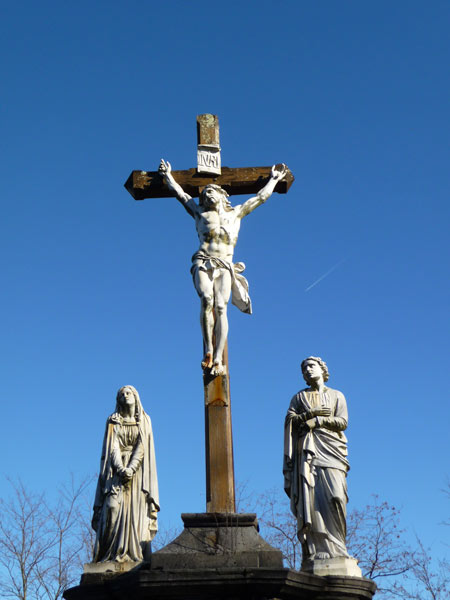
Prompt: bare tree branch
<box><xmin>0</xmin><ymin>479</ymin><xmax>55</xmax><ymax>600</ymax></box>
<box><xmin>0</xmin><ymin>476</ymin><xmax>94</xmax><ymax>600</ymax></box>
<box><xmin>347</xmin><ymin>495</ymin><xmax>416</xmax><ymax>583</ymax></box>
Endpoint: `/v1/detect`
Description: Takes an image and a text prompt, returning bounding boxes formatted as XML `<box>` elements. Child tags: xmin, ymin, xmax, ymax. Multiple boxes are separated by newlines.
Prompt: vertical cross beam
<box><xmin>204</xmin><ymin>344</ymin><xmax>235</xmax><ymax>513</ymax></box>
<box><xmin>195</xmin><ymin>114</ymin><xmax>235</xmax><ymax>513</ymax></box>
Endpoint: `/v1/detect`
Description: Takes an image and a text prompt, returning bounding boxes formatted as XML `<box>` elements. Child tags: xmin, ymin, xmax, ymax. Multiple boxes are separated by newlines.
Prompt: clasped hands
<box><xmin>118</xmin><ymin>467</ymin><xmax>134</xmax><ymax>482</ymax></box>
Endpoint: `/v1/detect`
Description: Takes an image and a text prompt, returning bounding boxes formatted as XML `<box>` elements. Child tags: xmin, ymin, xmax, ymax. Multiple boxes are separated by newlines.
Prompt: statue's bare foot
<box><xmin>211</xmin><ymin>359</ymin><xmax>227</xmax><ymax>377</ymax></box>
<box><xmin>201</xmin><ymin>352</ymin><xmax>213</xmax><ymax>370</ymax></box>
<box><xmin>316</xmin><ymin>552</ymin><xmax>330</xmax><ymax>560</ymax></box>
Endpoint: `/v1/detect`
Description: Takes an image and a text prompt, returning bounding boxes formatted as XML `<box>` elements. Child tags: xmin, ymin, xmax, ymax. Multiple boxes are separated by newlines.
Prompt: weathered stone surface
<box><xmin>151</xmin><ymin>513</ymin><xmax>283</xmax><ymax>570</ymax></box>
<box><xmin>82</xmin><ymin>560</ymin><xmax>140</xmax><ymax>579</ymax></box>
<box><xmin>302</xmin><ymin>556</ymin><xmax>362</xmax><ymax>577</ymax></box>
<box><xmin>65</xmin><ymin>565</ymin><xmax>376</xmax><ymax>600</ymax></box>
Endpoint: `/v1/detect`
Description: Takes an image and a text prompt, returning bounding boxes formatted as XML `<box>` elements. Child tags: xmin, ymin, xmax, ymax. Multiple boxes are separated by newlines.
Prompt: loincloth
<box><xmin>190</xmin><ymin>251</ymin><xmax>252</xmax><ymax>314</ymax></box>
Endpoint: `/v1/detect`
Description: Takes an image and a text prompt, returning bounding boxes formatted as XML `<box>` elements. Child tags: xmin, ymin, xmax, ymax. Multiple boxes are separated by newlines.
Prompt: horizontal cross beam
<box><xmin>124</xmin><ymin>165</ymin><xmax>294</xmax><ymax>200</ymax></box>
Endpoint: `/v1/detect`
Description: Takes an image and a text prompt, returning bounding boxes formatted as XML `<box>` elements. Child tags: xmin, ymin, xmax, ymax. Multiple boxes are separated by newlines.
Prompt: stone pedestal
<box><xmin>82</xmin><ymin>561</ymin><xmax>140</xmax><ymax>578</ymax></box>
<box><xmin>152</xmin><ymin>513</ymin><xmax>283</xmax><ymax>569</ymax></box>
<box><xmin>302</xmin><ymin>556</ymin><xmax>362</xmax><ymax>577</ymax></box>
<box><xmin>64</xmin><ymin>513</ymin><xmax>376</xmax><ymax>600</ymax></box>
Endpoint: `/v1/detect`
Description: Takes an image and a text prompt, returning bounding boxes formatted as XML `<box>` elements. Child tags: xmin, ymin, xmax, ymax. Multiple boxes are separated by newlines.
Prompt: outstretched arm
<box><xmin>237</xmin><ymin>164</ymin><xmax>287</xmax><ymax>218</ymax></box>
<box><xmin>159</xmin><ymin>159</ymin><xmax>198</xmax><ymax>218</ymax></box>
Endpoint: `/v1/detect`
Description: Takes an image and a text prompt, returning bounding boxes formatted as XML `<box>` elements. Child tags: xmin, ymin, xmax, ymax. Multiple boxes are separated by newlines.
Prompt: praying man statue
<box><xmin>158</xmin><ymin>159</ymin><xmax>287</xmax><ymax>376</ymax></box>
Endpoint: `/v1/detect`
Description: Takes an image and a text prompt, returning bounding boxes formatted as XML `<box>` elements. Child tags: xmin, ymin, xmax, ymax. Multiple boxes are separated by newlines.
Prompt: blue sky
<box><xmin>1</xmin><ymin>0</ymin><xmax>449</xmax><ymax>562</ymax></box>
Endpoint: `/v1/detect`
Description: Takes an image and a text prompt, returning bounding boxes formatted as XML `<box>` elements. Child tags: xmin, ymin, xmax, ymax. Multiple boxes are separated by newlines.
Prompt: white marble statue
<box><xmin>92</xmin><ymin>386</ymin><xmax>159</xmax><ymax>563</ymax></box>
<box><xmin>158</xmin><ymin>159</ymin><xmax>287</xmax><ymax>376</ymax></box>
<box><xmin>283</xmin><ymin>357</ymin><xmax>356</xmax><ymax>572</ymax></box>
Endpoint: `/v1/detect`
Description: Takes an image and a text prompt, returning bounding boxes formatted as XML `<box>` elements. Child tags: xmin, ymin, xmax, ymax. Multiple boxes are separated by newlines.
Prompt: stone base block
<box><xmin>302</xmin><ymin>556</ymin><xmax>363</xmax><ymax>577</ymax></box>
<box><xmin>82</xmin><ymin>560</ymin><xmax>140</xmax><ymax>582</ymax></box>
<box><xmin>65</xmin><ymin>566</ymin><xmax>377</xmax><ymax>600</ymax></box>
<box><xmin>151</xmin><ymin>512</ymin><xmax>283</xmax><ymax>569</ymax></box>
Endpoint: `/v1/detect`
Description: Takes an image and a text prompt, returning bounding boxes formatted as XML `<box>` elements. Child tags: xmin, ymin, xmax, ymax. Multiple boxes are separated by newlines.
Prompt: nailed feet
<box><xmin>201</xmin><ymin>352</ymin><xmax>213</xmax><ymax>370</ymax></box>
<box><xmin>210</xmin><ymin>359</ymin><xmax>226</xmax><ymax>377</ymax></box>
<box><xmin>201</xmin><ymin>354</ymin><xmax>227</xmax><ymax>377</ymax></box>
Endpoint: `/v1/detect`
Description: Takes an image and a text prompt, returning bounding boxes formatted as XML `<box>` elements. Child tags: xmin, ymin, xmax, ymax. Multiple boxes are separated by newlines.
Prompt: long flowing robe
<box><xmin>92</xmin><ymin>410</ymin><xmax>159</xmax><ymax>563</ymax></box>
<box><xmin>283</xmin><ymin>387</ymin><xmax>350</xmax><ymax>561</ymax></box>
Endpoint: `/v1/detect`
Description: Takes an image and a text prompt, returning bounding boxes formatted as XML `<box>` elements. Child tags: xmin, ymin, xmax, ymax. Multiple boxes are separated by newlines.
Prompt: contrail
<box><xmin>305</xmin><ymin>259</ymin><xmax>346</xmax><ymax>292</ymax></box>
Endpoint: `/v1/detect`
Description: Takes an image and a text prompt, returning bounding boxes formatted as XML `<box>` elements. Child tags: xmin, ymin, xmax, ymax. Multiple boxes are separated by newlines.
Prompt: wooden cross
<box><xmin>124</xmin><ymin>115</ymin><xmax>294</xmax><ymax>513</ymax></box>
<box><xmin>124</xmin><ymin>114</ymin><xmax>294</xmax><ymax>200</ymax></box>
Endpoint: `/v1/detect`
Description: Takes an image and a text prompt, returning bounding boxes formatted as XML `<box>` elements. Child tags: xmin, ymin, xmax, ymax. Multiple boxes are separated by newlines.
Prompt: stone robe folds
<box><xmin>283</xmin><ymin>387</ymin><xmax>350</xmax><ymax>561</ymax></box>
<box><xmin>92</xmin><ymin>410</ymin><xmax>159</xmax><ymax>563</ymax></box>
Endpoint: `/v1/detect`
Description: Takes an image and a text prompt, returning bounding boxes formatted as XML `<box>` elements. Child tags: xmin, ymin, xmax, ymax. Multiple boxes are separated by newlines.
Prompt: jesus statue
<box><xmin>158</xmin><ymin>159</ymin><xmax>287</xmax><ymax>376</ymax></box>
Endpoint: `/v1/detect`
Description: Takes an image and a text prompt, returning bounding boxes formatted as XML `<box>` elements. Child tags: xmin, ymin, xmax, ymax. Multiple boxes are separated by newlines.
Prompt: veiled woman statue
<box><xmin>283</xmin><ymin>357</ymin><xmax>359</xmax><ymax>574</ymax></box>
<box><xmin>92</xmin><ymin>386</ymin><xmax>160</xmax><ymax>563</ymax></box>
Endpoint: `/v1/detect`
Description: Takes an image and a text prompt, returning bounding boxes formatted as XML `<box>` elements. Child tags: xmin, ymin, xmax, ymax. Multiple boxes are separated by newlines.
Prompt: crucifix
<box><xmin>125</xmin><ymin>115</ymin><xmax>294</xmax><ymax>513</ymax></box>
